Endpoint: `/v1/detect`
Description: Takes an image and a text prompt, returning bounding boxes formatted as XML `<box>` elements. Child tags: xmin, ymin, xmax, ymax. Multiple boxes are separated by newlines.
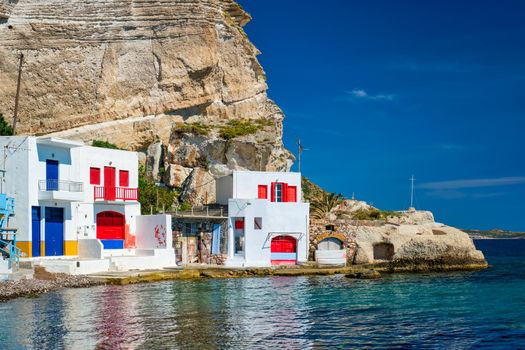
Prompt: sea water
<box><xmin>0</xmin><ymin>239</ymin><xmax>524</xmax><ymax>349</ymax></box>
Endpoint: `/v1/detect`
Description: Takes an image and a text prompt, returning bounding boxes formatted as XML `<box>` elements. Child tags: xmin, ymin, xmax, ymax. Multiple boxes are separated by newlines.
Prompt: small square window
<box><xmin>325</xmin><ymin>225</ymin><xmax>335</xmax><ymax>231</ymax></box>
<box><xmin>254</xmin><ymin>217</ymin><xmax>263</xmax><ymax>230</ymax></box>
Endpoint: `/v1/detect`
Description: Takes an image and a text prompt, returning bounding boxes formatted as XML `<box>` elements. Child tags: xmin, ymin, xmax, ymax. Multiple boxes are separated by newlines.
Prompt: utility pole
<box><xmin>296</xmin><ymin>138</ymin><xmax>308</xmax><ymax>173</ymax></box>
<box><xmin>12</xmin><ymin>53</ymin><xmax>24</xmax><ymax>135</ymax></box>
<box><xmin>409</xmin><ymin>175</ymin><xmax>416</xmax><ymax>209</ymax></box>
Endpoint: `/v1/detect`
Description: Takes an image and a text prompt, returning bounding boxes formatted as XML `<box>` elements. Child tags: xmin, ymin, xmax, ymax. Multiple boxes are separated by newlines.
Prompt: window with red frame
<box><xmin>90</xmin><ymin>167</ymin><xmax>101</xmax><ymax>185</ymax></box>
<box><xmin>119</xmin><ymin>170</ymin><xmax>129</xmax><ymax>187</ymax></box>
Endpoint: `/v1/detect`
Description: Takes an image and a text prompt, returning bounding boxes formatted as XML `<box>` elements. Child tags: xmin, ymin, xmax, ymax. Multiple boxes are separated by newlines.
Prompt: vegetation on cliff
<box><xmin>138</xmin><ymin>165</ymin><xmax>177</xmax><ymax>215</ymax></box>
<box><xmin>0</xmin><ymin>114</ymin><xmax>13</xmax><ymax>136</ymax></box>
<box><xmin>352</xmin><ymin>208</ymin><xmax>402</xmax><ymax>221</ymax></box>
<box><xmin>92</xmin><ymin>140</ymin><xmax>121</xmax><ymax>150</ymax></box>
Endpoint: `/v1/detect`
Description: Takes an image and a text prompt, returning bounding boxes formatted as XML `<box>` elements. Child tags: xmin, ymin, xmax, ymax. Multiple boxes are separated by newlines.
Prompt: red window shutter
<box><xmin>282</xmin><ymin>183</ymin><xmax>288</xmax><ymax>202</ymax></box>
<box><xmin>235</xmin><ymin>219</ymin><xmax>244</xmax><ymax>230</ymax></box>
<box><xmin>258</xmin><ymin>185</ymin><xmax>268</xmax><ymax>199</ymax></box>
<box><xmin>287</xmin><ymin>186</ymin><xmax>297</xmax><ymax>202</ymax></box>
<box><xmin>270</xmin><ymin>182</ymin><xmax>276</xmax><ymax>202</ymax></box>
<box><xmin>119</xmin><ymin>170</ymin><xmax>129</xmax><ymax>187</ymax></box>
<box><xmin>90</xmin><ymin>167</ymin><xmax>100</xmax><ymax>185</ymax></box>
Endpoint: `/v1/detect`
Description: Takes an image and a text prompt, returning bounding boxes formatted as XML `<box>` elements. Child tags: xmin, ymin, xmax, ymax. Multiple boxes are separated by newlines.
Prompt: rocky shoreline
<box><xmin>0</xmin><ymin>267</ymin><xmax>103</xmax><ymax>302</ymax></box>
<box><xmin>0</xmin><ymin>261</ymin><xmax>488</xmax><ymax>302</ymax></box>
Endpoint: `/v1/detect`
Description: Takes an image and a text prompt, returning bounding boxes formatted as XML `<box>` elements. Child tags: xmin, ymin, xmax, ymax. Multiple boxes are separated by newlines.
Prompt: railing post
<box><xmin>220</xmin><ymin>207</ymin><xmax>223</xmax><ymax>217</ymax></box>
<box><xmin>206</xmin><ymin>206</ymin><xmax>209</xmax><ymax>217</ymax></box>
<box><xmin>191</xmin><ymin>206</ymin><xmax>194</xmax><ymax>216</ymax></box>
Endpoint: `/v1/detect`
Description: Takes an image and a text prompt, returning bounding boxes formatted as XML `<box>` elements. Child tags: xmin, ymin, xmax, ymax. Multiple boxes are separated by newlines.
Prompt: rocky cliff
<box><xmin>0</xmin><ymin>0</ymin><xmax>293</xmax><ymax>203</ymax></box>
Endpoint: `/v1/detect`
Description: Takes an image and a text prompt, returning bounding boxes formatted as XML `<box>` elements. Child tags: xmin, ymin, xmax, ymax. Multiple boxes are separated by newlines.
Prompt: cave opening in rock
<box><xmin>373</xmin><ymin>242</ymin><xmax>394</xmax><ymax>261</ymax></box>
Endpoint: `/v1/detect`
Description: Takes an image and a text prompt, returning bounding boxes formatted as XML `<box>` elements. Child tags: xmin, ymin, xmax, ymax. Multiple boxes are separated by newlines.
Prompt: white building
<box><xmin>216</xmin><ymin>171</ymin><xmax>309</xmax><ymax>267</ymax></box>
<box><xmin>0</xmin><ymin>136</ymin><xmax>175</xmax><ymax>274</ymax></box>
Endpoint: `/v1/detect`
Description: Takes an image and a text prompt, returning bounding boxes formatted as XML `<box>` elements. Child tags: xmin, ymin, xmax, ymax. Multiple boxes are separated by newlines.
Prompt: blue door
<box><xmin>46</xmin><ymin>160</ymin><xmax>59</xmax><ymax>191</ymax></box>
<box><xmin>211</xmin><ymin>224</ymin><xmax>221</xmax><ymax>255</ymax></box>
<box><xmin>45</xmin><ymin>207</ymin><xmax>64</xmax><ymax>256</ymax></box>
<box><xmin>31</xmin><ymin>206</ymin><xmax>41</xmax><ymax>257</ymax></box>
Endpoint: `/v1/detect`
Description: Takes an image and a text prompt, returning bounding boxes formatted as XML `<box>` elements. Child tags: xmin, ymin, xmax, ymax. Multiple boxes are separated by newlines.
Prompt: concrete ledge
<box><xmin>91</xmin><ymin>261</ymin><xmax>489</xmax><ymax>285</ymax></box>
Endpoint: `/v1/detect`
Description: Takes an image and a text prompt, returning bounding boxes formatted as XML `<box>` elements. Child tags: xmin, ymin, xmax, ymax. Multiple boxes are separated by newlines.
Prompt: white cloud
<box><xmin>420</xmin><ymin>177</ymin><xmax>525</xmax><ymax>190</ymax></box>
<box><xmin>347</xmin><ymin>89</ymin><xmax>395</xmax><ymax>101</ymax></box>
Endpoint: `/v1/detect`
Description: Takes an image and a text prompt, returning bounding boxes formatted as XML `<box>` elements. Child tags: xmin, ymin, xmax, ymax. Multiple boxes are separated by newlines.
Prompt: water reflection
<box><xmin>1</xmin><ymin>250</ymin><xmax>525</xmax><ymax>350</ymax></box>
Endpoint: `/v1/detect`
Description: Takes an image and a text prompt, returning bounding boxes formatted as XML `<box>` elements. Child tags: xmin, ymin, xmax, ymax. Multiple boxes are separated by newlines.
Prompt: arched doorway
<box><xmin>316</xmin><ymin>237</ymin><xmax>346</xmax><ymax>266</ymax></box>
<box><xmin>271</xmin><ymin>235</ymin><xmax>297</xmax><ymax>265</ymax></box>
<box><xmin>318</xmin><ymin>237</ymin><xmax>343</xmax><ymax>250</ymax></box>
<box><xmin>96</xmin><ymin>211</ymin><xmax>125</xmax><ymax>240</ymax></box>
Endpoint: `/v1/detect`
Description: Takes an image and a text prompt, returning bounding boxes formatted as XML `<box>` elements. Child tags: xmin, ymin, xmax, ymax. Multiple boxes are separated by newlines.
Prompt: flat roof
<box><xmin>36</xmin><ymin>137</ymin><xmax>84</xmax><ymax>148</ymax></box>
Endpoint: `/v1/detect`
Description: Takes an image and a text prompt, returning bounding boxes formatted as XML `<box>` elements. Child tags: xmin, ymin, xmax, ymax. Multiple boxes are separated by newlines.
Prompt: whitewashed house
<box><xmin>0</xmin><ymin>136</ymin><xmax>175</xmax><ymax>274</ymax></box>
<box><xmin>216</xmin><ymin>171</ymin><xmax>309</xmax><ymax>267</ymax></box>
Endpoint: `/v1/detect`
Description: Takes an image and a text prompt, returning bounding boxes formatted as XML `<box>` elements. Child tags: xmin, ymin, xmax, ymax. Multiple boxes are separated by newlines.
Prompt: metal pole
<box><xmin>13</xmin><ymin>53</ymin><xmax>24</xmax><ymax>135</ymax></box>
<box><xmin>297</xmin><ymin>139</ymin><xmax>301</xmax><ymax>173</ymax></box>
<box><xmin>409</xmin><ymin>175</ymin><xmax>415</xmax><ymax>208</ymax></box>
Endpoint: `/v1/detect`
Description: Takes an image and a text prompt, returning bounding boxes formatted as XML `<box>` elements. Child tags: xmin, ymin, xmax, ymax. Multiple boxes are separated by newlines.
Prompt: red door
<box><xmin>96</xmin><ymin>211</ymin><xmax>125</xmax><ymax>240</ymax></box>
<box><xmin>271</xmin><ymin>235</ymin><xmax>297</xmax><ymax>265</ymax></box>
<box><xmin>104</xmin><ymin>166</ymin><xmax>116</xmax><ymax>200</ymax></box>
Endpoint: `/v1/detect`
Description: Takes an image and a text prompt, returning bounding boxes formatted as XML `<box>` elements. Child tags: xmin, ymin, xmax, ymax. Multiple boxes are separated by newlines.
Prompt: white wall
<box><xmin>71</xmin><ymin>145</ymin><xmax>139</xmax><ymax>203</ymax></box>
<box><xmin>232</xmin><ymin>171</ymin><xmax>303</xmax><ymax>201</ymax></box>
<box><xmin>136</xmin><ymin>214</ymin><xmax>172</xmax><ymax>249</ymax></box>
<box><xmin>0</xmin><ymin>136</ymin><xmax>141</xmax><ymax>256</ymax></box>
<box><xmin>228</xmin><ymin>198</ymin><xmax>309</xmax><ymax>266</ymax></box>
<box><xmin>0</xmin><ymin>136</ymin><xmax>31</xmax><ymax>242</ymax></box>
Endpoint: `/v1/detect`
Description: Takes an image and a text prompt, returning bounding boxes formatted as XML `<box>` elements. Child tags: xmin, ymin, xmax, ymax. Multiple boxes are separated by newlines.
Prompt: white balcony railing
<box><xmin>39</xmin><ymin>179</ymin><xmax>83</xmax><ymax>193</ymax></box>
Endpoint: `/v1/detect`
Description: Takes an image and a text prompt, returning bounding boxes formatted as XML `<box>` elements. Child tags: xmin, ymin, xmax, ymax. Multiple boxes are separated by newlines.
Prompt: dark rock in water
<box><xmin>345</xmin><ymin>270</ymin><xmax>381</xmax><ymax>279</ymax></box>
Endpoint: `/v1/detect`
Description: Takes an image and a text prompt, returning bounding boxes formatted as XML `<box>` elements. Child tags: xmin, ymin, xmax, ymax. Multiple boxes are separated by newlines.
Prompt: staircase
<box><xmin>0</xmin><ymin>193</ymin><xmax>21</xmax><ymax>275</ymax></box>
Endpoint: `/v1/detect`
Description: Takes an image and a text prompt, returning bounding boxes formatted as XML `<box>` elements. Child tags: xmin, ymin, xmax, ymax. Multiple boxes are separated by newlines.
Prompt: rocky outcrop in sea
<box><xmin>310</xmin><ymin>202</ymin><xmax>487</xmax><ymax>270</ymax></box>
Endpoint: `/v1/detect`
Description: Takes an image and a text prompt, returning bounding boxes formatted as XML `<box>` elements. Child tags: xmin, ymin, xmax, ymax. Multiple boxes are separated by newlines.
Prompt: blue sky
<box><xmin>237</xmin><ymin>0</ymin><xmax>525</xmax><ymax>231</ymax></box>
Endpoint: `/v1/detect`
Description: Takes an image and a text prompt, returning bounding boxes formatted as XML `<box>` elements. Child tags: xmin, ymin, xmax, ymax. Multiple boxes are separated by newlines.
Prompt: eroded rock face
<box><xmin>180</xmin><ymin>168</ymin><xmax>216</xmax><ymax>205</ymax></box>
<box><xmin>310</xmin><ymin>210</ymin><xmax>487</xmax><ymax>270</ymax></box>
<box><xmin>352</xmin><ymin>223</ymin><xmax>485</xmax><ymax>267</ymax></box>
<box><xmin>0</xmin><ymin>0</ymin><xmax>294</xmax><ymax>204</ymax></box>
<box><xmin>163</xmin><ymin>164</ymin><xmax>193</xmax><ymax>188</ymax></box>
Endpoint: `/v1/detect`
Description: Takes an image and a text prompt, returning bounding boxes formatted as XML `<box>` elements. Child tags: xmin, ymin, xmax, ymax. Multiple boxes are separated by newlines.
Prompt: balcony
<box><xmin>94</xmin><ymin>186</ymin><xmax>139</xmax><ymax>202</ymax></box>
<box><xmin>38</xmin><ymin>179</ymin><xmax>85</xmax><ymax>201</ymax></box>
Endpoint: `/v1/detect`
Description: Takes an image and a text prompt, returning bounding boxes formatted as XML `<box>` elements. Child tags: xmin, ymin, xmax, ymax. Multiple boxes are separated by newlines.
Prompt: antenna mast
<box><xmin>296</xmin><ymin>138</ymin><xmax>303</xmax><ymax>173</ymax></box>
<box><xmin>409</xmin><ymin>175</ymin><xmax>416</xmax><ymax>209</ymax></box>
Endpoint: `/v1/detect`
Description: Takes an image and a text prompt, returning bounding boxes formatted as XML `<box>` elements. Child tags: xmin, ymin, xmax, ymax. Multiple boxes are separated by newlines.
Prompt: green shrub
<box><xmin>0</xmin><ymin>114</ymin><xmax>14</xmax><ymax>136</ymax></box>
<box><xmin>219</xmin><ymin>119</ymin><xmax>258</xmax><ymax>140</ymax></box>
<box><xmin>310</xmin><ymin>192</ymin><xmax>344</xmax><ymax>219</ymax></box>
<box><xmin>178</xmin><ymin>202</ymin><xmax>192</xmax><ymax>211</ymax></box>
<box><xmin>352</xmin><ymin>208</ymin><xmax>401</xmax><ymax>221</ymax></box>
<box><xmin>255</xmin><ymin>118</ymin><xmax>274</xmax><ymax>128</ymax></box>
<box><xmin>92</xmin><ymin>140</ymin><xmax>120</xmax><ymax>149</ymax></box>
<box><xmin>177</xmin><ymin>122</ymin><xmax>210</xmax><ymax>136</ymax></box>
<box><xmin>138</xmin><ymin>165</ymin><xmax>177</xmax><ymax>214</ymax></box>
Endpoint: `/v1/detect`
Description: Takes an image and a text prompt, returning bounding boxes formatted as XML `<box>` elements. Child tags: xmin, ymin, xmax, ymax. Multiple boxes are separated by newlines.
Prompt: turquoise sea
<box><xmin>0</xmin><ymin>239</ymin><xmax>524</xmax><ymax>349</ymax></box>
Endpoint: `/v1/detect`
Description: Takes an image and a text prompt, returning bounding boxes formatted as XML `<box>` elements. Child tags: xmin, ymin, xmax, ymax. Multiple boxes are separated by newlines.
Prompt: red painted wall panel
<box><xmin>258</xmin><ymin>185</ymin><xmax>268</xmax><ymax>199</ymax></box>
<box><xmin>119</xmin><ymin>170</ymin><xmax>129</xmax><ymax>187</ymax></box>
<box><xmin>90</xmin><ymin>167</ymin><xmax>100</xmax><ymax>185</ymax></box>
